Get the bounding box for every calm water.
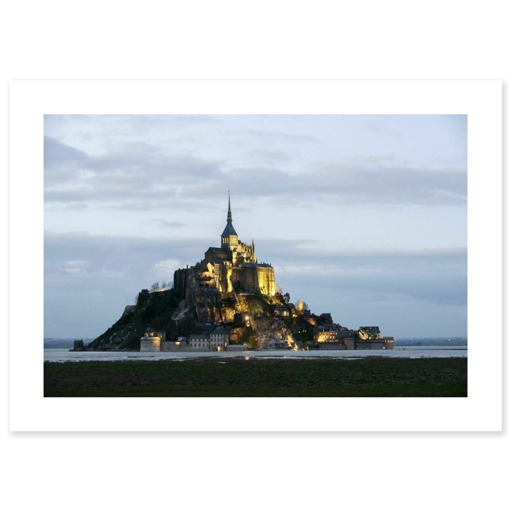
[44,346,467,362]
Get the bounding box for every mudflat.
[44,356,467,397]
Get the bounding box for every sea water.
[44,346,467,363]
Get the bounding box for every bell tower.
[221,192,238,251]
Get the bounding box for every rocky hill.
[88,196,345,351]
[87,285,332,351]
[88,288,182,350]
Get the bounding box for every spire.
[227,190,232,223]
[221,191,238,242]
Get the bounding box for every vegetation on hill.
[88,288,182,350]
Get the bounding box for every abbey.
[173,194,276,322]
[89,194,394,351]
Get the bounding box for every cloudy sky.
[44,115,467,339]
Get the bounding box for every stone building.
[209,326,230,350]
[182,327,231,351]
[140,329,165,351]
[316,325,340,343]
[355,327,394,349]
[188,333,210,350]
[174,194,277,315]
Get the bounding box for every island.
[86,194,394,352]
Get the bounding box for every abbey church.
[173,195,276,322]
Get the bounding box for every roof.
[206,246,229,255]
[221,221,238,236]
[211,326,230,335]
[189,333,209,340]
[317,325,339,332]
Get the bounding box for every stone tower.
[221,192,239,251]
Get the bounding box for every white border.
[9,80,502,431]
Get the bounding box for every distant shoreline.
[44,337,468,349]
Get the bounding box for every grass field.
[44,356,467,397]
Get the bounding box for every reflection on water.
[44,346,467,363]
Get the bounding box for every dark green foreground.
[44,357,467,397]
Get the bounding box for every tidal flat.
[44,357,467,397]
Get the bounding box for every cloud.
[318,163,466,204]
[226,163,466,205]
[153,258,182,278]
[241,149,291,165]
[44,136,91,185]
[153,219,187,229]
[44,136,228,208]
[44,231,211,337]
[45,121,466,211]
[256,240,467,307]
[226,128,317,145]
[271,245,467,307]
[44,136,90,169]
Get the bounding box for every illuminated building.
[140,329,164,351]
[315,325,340,343]
[174,193,276,304]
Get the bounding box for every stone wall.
[232,264,276,296]
[161,341,187,351]
[140,336,161,351]
[173,267,191,299]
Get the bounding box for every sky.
[44,114,467,339]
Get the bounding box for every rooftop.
[221,222,238,236]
